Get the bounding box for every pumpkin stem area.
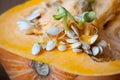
[31,61,50,77]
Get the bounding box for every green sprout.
[53,5,96,30]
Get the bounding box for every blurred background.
[0,0,26,14]
[0,0,26,80]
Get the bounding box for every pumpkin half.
[0,0,120,80]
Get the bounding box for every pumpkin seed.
[46,39,56,51]
[47,27,63,36]
[71,25,80,36]
[97,40,107,48]
[81,41,90,50]
[27,8,42,20]
[32,43,41,55]
[98,45,103,55]
[84,49,92,55]
[73,48,82,53]
[58,44,67,51]
[71,42,82,49]
[90,34,98,44]
[66,39,78,43]
[17,20,34,31]
[66,30,78,39]
[59,41,66,45]
[32,61,50,77]
[92,46,99,56]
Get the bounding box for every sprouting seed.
[71,42,82,49]
[46,39,56,51]
[32,43,41,55]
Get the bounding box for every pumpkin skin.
[0,0,120,80]
[1,48,120,80]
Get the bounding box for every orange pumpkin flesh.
[0,0,120,80]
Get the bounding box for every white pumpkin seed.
[47,27,63,36]
[92,46,99,56]
[73,48,82,53]
[71,25,80,36]
[98,45,103,55]
[84,49,92,55]
[71,42,82,49]
[90,34,98,44]
[17,20,34,31]
[46,39,56,51]
[97,40,107,48]
[66,39,78,43]
[65,30,78,39]
[27,8,42,20]
[50,0,58,4]
[32,43,40,55]
[81,41,90,50]
[58,45,67,51]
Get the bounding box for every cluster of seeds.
[17,0,108,57]
[31,25,107,57]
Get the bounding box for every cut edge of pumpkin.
[0,0,120,76]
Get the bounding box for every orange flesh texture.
[0,0,120,76]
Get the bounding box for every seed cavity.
[32,43,41,55]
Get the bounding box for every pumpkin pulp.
[0,0,120,76]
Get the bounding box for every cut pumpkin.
[0,0,120,80]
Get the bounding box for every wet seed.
[66,39,78,43]
[71,42,82,49]
[32,43,41,55]
[47,27,63,36]
[92,46,99,56]
[73,48,82,53]
[46,39,56,51]
[58,45,67,51]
